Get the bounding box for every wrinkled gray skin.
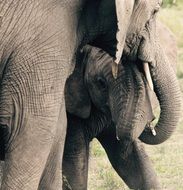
[0,0,181,190]
[63,23,179,190]
[63,45,159,190]
[63,115,159,190]
[65,0,182,147]
[0,1,127,189]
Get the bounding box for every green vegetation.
[162,0,177,7]
[88,2,183,189]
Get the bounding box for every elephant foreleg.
[0,54,68,190]
[38,101,67,190]
[97,126,160,190]
[63,114,89,190]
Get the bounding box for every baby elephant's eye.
[96,77,107,89]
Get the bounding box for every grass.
[88,141,127,190]
[88,2,183,189]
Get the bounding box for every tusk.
[150,124,157,136]
[151,128,157,136]
[148,122,157,136]
[116,135,120,141]
[143,62,154,91]
[112,61,118,79]
[115,0,134,64]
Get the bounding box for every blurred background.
[88,1,183,189]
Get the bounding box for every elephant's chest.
[79,1,117,56]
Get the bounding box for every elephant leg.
[63,114,89,190]
[0,54,68,190]
[97,126,160,190]
[38,101,67,190]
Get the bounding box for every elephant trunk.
[139,44,182,145]
[110,63,154,154]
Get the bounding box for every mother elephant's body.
[0,1,84,189]
[0,0,119,189]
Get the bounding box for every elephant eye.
[96,77,107,89]
[152,4,161,15]
[149,6,160,21]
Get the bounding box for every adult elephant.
[0,1,181,190]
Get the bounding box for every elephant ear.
[65,48,91,119]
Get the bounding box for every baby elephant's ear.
[65,68,91,119]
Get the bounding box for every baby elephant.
[63,45,160,190]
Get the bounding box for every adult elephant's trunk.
[113,0,181,146]
[139,44,182,145]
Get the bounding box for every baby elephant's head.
[65,45,154,146]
